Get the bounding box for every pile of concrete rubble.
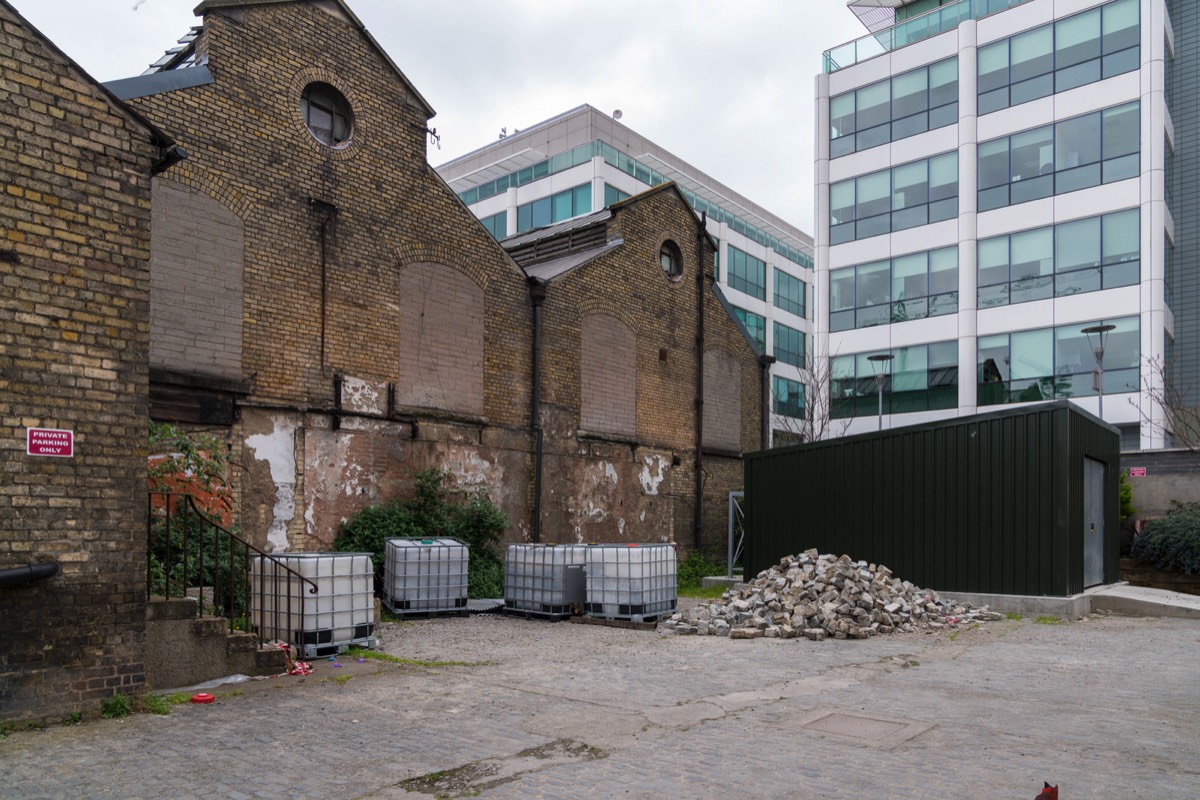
[663,549,1005,640]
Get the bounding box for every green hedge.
[334,469,507,597]
[1131,503,1200,575]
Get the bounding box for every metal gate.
[727,491,744,579]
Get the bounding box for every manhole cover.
[803,713,908,741]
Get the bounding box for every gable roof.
[0,0,175,149]
[193,0,435,118]
[608,181,720,252]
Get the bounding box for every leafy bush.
[334,469,508,598]
[677,549,725,591]
[1131,502,1200,574]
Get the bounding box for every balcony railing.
[823,0,1033,73]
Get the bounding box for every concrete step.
[1088,583,1200,620]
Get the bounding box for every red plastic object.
[190,693,215,704]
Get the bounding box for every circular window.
[301,83,353,148]
[660,240,682,279]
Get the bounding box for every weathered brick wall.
[0,4,158,720]
[395,262,485,416]
[149,178,243,378]
[536,186,762,550]
[1121,449,1200,519]
[703,347,743,453]
[580,313,637,436]
[128,2,534,549]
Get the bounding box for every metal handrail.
[823,0,1033,73]
[146,491,318,648]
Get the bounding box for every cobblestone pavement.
[2,611,1198,799]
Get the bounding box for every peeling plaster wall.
[541,445,676,545]
[302,414,409,548]
[243,411,300,552]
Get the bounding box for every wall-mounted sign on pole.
[26,428,74,458]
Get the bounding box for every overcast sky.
[16,0,866,232]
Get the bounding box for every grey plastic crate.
[504,544,587,619]
[584,543,677,622]
[251,552,378,658]
[383,537,469,616]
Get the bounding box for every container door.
[1083,457,1106,588]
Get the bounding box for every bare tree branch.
[1133,355,1200,451]
[770,350,850,445]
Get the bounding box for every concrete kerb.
[702,576,1200,620]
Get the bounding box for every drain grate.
[803,713,908,741]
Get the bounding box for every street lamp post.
[1081,323,1116,420]
[867,353,894,431]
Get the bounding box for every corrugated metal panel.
[744,401,1118,597]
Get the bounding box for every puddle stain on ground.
[397,739,606,798]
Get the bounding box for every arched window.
[301,83,353,147]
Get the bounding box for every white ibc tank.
[504,544,587,616]
[383,537,469,614]
[584,543,677,621]
[251,552,375,656]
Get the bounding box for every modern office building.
[815,0,1184,449]
[437,105,815,445]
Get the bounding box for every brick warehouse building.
[504,184,769,545]
[0,2,180,719]
[107,1,763,553]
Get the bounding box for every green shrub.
[1131,503,1200,574]
[334,469,507,598]
[677,550,725,591]
[141,695,172,716]
[1119,471,1135,523]
[100,694,132,719]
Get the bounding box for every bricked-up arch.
[704,347,742,452]
[580,314,636,436]
[396,262,484,415]
[150,178,244,379]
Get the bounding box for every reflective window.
[830,341,958,418]
[734,308,766,352]
[604,184,629,207]
[829,152,958,244]
[977,102,1138,212]
[977,0,1139,115]
[660,240,682,279]
[727,246,767,300]
[773,322,805,368]
[978,316,1139,405]
[772,376,804,419]
[301,83,353,147]
[829,246,958,331]
[830,58,958,158]
[774,268,806,318]
[978,209,1138,308]
[480,211,506,240]
[458,139,813,269]
[516,183,591,232]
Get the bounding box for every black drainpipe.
[309,198,338,378]
[528,277,548,543]
[0,561,58,588]
[694,212,707,552]
[759,354,776,450]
